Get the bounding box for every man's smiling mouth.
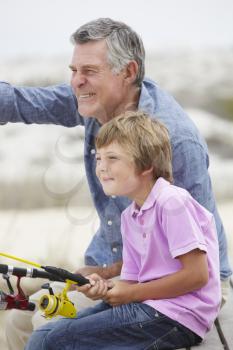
[79,93,96,99]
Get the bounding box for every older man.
[0,18,231,350]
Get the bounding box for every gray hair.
[71,18,145,86]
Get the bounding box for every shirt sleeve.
[0,82,83,127]
[120,213,139,281]
[160,191,207,258]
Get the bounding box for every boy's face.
[95,142,143,199]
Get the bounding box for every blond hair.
[95,111,173,182]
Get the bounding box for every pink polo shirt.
[120,177,221,338]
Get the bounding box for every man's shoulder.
[141,78,192,126]
[142,77,178,104]
[142,78,206,149]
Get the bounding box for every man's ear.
[123,60,138,84]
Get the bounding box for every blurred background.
[0,0,233,347]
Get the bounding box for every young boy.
[26,111,221,350]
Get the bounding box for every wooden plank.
[180,324,223,350]
[192,325,223,349]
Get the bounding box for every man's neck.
[117,85,141,114]
[99,85,141,125]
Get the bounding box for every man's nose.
[71,71,86,88]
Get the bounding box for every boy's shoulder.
[155,182,213,223]
[122,178,212,221]
[153,183,190,213]
[157,182,189,203]
[122,180,191,219]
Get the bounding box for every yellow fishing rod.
[0,251,89,285]
[0,252,41,268]
[0,252,90,318]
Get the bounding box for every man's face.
[69,40,128,124]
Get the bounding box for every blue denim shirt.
[0,79,231,278]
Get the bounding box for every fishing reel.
[39,281,76,318]
[0,273,35,312]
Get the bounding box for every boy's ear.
[123,60,138,84]
[141,167,153,177]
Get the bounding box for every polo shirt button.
[107,220,113,226]
[103,263,107,268]
[90,149,95,155]
[111,195,116,199]
[143,232,146,238]
[112,247,118,253]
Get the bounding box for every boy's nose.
[99,164,107,172]
[98,160,108,172]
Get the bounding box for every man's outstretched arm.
[0,82,81,127]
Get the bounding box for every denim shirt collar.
[138,79,157,115]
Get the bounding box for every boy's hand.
[69,262,122,291]
[76,273,110,300]
[103,280,135,306]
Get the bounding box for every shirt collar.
[130,177,170,217]
[138,79,157,116]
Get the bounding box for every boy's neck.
[133,179,156,208]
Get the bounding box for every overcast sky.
[1,0,233,59]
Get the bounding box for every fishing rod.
[0,252,90,318]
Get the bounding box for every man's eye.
[86,68,98,75]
